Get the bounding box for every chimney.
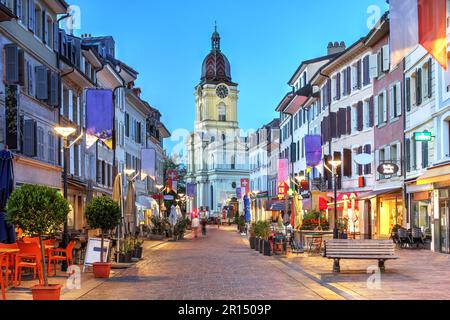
[327,41,346,55]
[133,88,141,98]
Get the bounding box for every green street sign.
[414,131,433,142]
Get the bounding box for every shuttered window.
[343,149,352,177]
[364,145,372,174]
[5,44,19,84]
[48,132,55,164]
[37,126,44,159]
[357,147,363,176]
[427,58,433,98]
[48,72,59,106]
[125,113,130,137]
[416,68,423,106]
[35,65,48,100]
[23,119,37,157]
[28,0,35,32]
[406,78,411,111]
[422,141,429,169]
[346,106,352,135]
[405,138,411,172]
[357,101,364,131]
[330,112,337,139]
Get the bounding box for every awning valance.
[417,164,450,186]
[357,188,402,200]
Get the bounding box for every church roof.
[200,26,235,85]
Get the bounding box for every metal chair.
[397,228,410,248]
[411,228,425,249]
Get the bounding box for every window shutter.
[23,119,37,157]
[327,79,332,106]
[53,21,59,53]
[68,90,73,122]
[346,106,352,135]
[357,101,363,131]
[422,141,429,168]
[28,0,35,32]
[375,149,380,181]
[346,66,351,94]
[42,10,47,43]
[330,112,337,138]
[406,138,411,172]
[382,45,390,72]
[363,56,370,85]
[343,69,347,96]
[406,78,411,111]
[412,139,417,170]
[374,95,379,126]
[427,58,433,98]
[389,85,395,120]
[416,68,422,105]
[357,146,363,176]
[364,145,372,174]
[369,54,378,79]
[357,59,362,89]
[343,149,352,177]
[35,66,48,100]
[27,61,33,96]
[397,142,402,176]
[18,50,26,86]
[396,82,402,117]
[369,96,374,127]
[5,44,19,84]
[48,72,59,106]
[336,73,341,100]
[383,92,387,123]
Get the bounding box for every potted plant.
[149,216,166,240]
[132,238,144,259]
[238,215,246,234]
[260,222,272,257]
[254,222,261,252]
[85,196,121,278]
[249,223,256,249]
[6,185,70,300]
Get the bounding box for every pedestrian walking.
[191,211,200,239]
[201,211,208,237]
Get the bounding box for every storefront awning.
[417,164,450,185]
[357,188,402,200]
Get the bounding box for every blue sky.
[72,0,388,154]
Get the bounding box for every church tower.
[186,25,249,215]
[195,25,239,131]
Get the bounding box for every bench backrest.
[324,240,396,257]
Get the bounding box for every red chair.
[48,240,76,276]
[15,242,44,287]
[1,253,8,300]
[0,243,19,286]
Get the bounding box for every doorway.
[440,200,450,254]
[365,200,372,239]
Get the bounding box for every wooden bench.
[323,240,398,273]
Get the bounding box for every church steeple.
[211,22,220,52]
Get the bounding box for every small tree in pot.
[249,223,256,249]
[85,197,121,278]
[6,185,70,300]
[260,221,272,256]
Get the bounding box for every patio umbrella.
[243,195,251,223]
[0,148,16,244]
[124,180,136,236]
[112,174,123,262]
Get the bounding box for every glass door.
[440,200,450,254]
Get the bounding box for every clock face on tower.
[216,85,229,99]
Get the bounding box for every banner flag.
[418,0,447,70]
[142,149,156,180]
[390,0,447,70]
[305,135,322,167]
[187,183,196,198]
[240,178,250,195]
[278,159,289,183]
[236,187,242,199]
[86,89,114,149]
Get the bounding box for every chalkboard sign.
[83,237,111,272]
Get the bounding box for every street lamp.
[54,126,80,272]
[328,155,342,240]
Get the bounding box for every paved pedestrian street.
[54,226,450,301]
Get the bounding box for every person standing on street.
[201,210,208,237]
[191,211,200,239]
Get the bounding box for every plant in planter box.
[85,197,121,278]
[131,237,144,259]
[149,215,167,240]
[260,221,272,256]
[6,185,70,300]
[253,222,261,251]
[238,215,246,233]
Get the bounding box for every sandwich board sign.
[83,237,111,272]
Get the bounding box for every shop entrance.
[439,200,450,254]
[378,196,403,240]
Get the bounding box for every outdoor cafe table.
[0,248,19,254]
[299,231,334,250]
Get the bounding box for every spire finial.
[214,20,217,33]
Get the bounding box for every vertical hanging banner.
[142,148,156,180]
[390,0,447,70]
[167,169,178,192]
[240,178,250,196]
[187,183,196,198]
[418,0,447,70]
[278,159,289,183]
[236,187,243,199]
[86,89,114,149]
[305,135,322,167]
